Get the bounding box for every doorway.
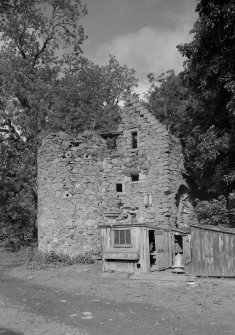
[149,230,157,270]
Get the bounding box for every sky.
[81,0,198,95]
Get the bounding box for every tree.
[0,0,87,135]
[176,0,235,200]
[147,1,235,225]
[49,54,138,132]
[0,0,87,240]
[0,0,138,240]
[0,135,37,239]
[177,0,235,128]
[0,1,15,12]
[146,70,192,135]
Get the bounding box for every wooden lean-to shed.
[100,223,173,273]
[190,225,235,277]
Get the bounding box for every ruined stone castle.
[38,96,194,258]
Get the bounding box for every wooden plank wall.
[191,227,235,277]
[138,227,150,272]
[101,226,149,273]
[154,230,172,270]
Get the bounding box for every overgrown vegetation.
[27,248,98,270]
[195,196,231,226]
[146,0,235,226]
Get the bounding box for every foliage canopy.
[147,0,235,226]
[0,0,137,240]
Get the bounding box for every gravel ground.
[1,248,235,335]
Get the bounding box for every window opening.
[131,131,137,149]
[116,183,123,192]
[131,174,139,182]
[100,132,120,150]
[144,194,152,207]
[113,229,131,247]
[105,137,117,150]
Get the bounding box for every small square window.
[113,229,131,247]
[131,131,137,149]
[105,137,117,150]
[116,183,123,192]
[131,174,139,182]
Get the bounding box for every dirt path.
[1,248,235,335]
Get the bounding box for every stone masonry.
[38,95,191,257]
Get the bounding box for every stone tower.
[38,96,191,257]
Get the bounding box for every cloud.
[134,81,150,99]
[91,26,190,76]
[87,25,193,95]
[102,0,194,20]
[83,0,197,97]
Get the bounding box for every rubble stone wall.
[38,95,191,257]
[38,132,108,257]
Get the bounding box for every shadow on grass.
[0,328,25,335]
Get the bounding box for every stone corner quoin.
[37,95,193,257]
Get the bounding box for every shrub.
[195,196,230,226]
[27,248,96,270]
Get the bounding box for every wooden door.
[154,230,172,270]
[183,234,192,265]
